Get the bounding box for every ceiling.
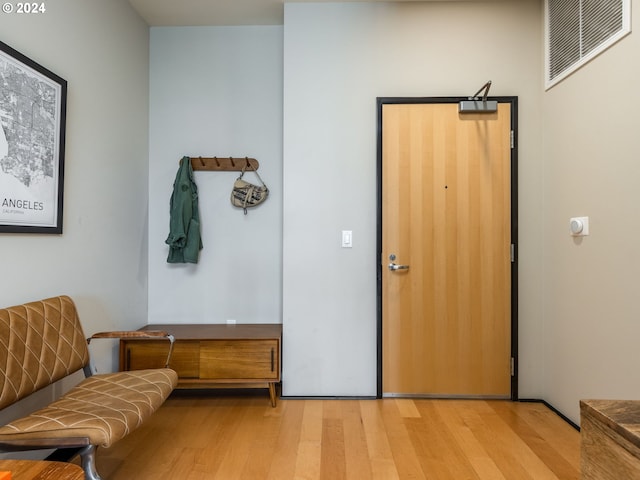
[127,0,490,27]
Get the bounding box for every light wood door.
[381,101,513,397]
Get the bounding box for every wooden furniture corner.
[0,459,84,479]
[120,323,282,407]
[580,399,640,479]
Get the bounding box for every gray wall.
[145,1,544,400]
[281,1,544,397]
[0,0,150,446]
[0,0,150,366]
[541,8,640,422]
[147,26,283,325]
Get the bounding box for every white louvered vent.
[546,0,631,89]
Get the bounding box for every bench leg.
[79,445,103,480]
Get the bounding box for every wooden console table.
[119,324,282,406]
[580,399,640,479]
[0,459,84,479]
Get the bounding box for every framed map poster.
[0,40,67,233]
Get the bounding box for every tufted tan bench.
[0,295,178,480]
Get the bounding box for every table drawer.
[122,340,200,378]
[199,340,279,380]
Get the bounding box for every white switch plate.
[226,319,236,325]
[569,216,589,236]
[342,230,353,248]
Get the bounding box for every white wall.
[541,10,640,423]
[147,27,283,325]
[282,1,543,397]
[0,0,149,365]
[0,0,149,444]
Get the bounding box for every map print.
[0,51,61,227]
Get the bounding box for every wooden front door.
[379,99,516,398]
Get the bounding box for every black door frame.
[375,96,519,400]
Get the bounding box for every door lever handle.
[388,263,410,271]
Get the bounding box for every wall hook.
[186,156,259,171]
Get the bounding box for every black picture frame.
[0,40,67,234]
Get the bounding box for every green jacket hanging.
[165,156,203,263]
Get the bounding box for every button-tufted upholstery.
[0,296,178,479]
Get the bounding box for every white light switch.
[342,230,353,248]
[569,216,589,236]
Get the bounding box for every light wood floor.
[91,392,581,480]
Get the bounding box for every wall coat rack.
[187,156,260,172]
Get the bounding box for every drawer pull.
[271,348,274,372]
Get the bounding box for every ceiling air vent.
[545,0,631,89]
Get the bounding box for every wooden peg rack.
[188,156,259,172]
